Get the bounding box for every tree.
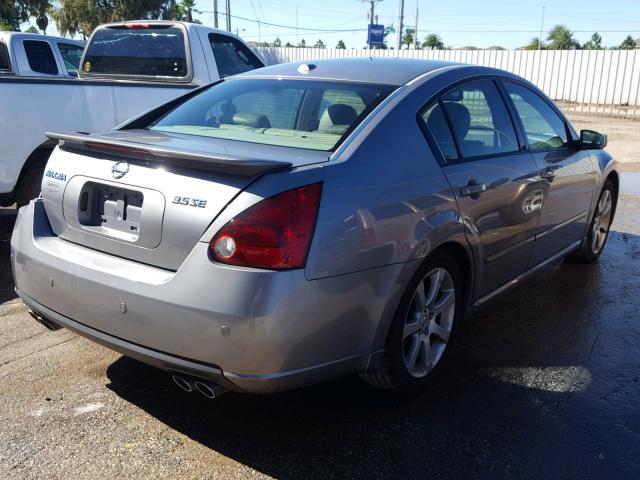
[53,0,167,38]
[1,0,51,32]
[298,38,306,48]
[546,24,580,49]
[422,33,444,50]
[583,32,602,50]
[619,35,636,50]
[524,37,545,50]
[285,41,293,47]
[336,39,346,49]
[24,25,39,33]
[313,39,325,48]
[0,17,14,31]
[402,32,413,49]
[273,37,281,47]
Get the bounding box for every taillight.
[210,183,323,269]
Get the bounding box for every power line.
[202,10,368,32]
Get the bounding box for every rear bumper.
[11,200,407,393]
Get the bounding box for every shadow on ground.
[105,229,640,479]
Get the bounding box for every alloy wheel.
[402,268,456,378]
[591,189,613,255]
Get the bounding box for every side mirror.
[579,129,608,150]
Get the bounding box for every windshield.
[148,79,395,151]
[82,26,187,78]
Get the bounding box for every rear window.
[82,26,188,78]
[148,79,394,151]
[0,42,10,71]
[24,40,58,75]
[209,33,264,78]
[58,42,84,76]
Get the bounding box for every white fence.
[255,47,640,115]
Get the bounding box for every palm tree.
[619,35,636,50]
[583,32,602,50]
[402,32,414,49]
[422,33,444,50]
[524,37,545,50]
[546,25,580,50]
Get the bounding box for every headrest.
[232,113,271,128]
[327,104,358,126]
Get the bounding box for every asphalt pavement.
[1,190,639,479]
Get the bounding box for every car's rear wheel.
[361,251,462,393]
[567,179,616,263]
[16,161,46,208]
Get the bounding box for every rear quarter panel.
[305,75,470,281]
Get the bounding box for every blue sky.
[26,0,640,48]
[191,0,640,48]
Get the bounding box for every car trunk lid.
[42,130,329,271]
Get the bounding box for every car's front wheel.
[361,251,463,393]
[567,179,616,263]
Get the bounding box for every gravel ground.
[565,111,640,172]
[1,117,639,479]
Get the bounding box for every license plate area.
[63,176,165,249]
[78,182,144,242]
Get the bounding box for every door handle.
[460,183,487,197]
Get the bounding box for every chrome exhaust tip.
[28,310,61,331]
[172,374,194,393]
[194,380,226,399]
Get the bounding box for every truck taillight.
[210,183,323,269]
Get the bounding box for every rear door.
[16,38,61,76]
[421,78,542,299]
[501,80,596,266]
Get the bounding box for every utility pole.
[413,0,419,49]
[213,0,218,28]
[397,0,405,50]
[539,6,545,50]
[226,0,231,32]
[369,1,376,25]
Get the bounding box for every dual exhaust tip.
[172,374,226,399]
[28,310,62,331]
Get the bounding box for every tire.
[566,179,616,264]
[15,161,46,208]
[361,251,463,393]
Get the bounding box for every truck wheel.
[566,179,616,264]
[15,162,46,208]
[360,251,463,393]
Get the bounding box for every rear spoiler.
[45,132,293,177]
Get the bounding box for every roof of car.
[237,57,462,86]
[0,32,84,45]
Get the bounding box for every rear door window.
[441,80,519,158]
[24,40,58,75]
[0,42,10,71]
[422,80,519,161]
[503,81,569,150]
[57,42,84,76]
[209,33,264,78]
[82,26,188,78]
[421,102,459,161]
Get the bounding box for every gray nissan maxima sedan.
[11,58,618,396]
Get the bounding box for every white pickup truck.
[0,21,264,206]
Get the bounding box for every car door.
[501,80,596,267]
[421,78,542,299]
